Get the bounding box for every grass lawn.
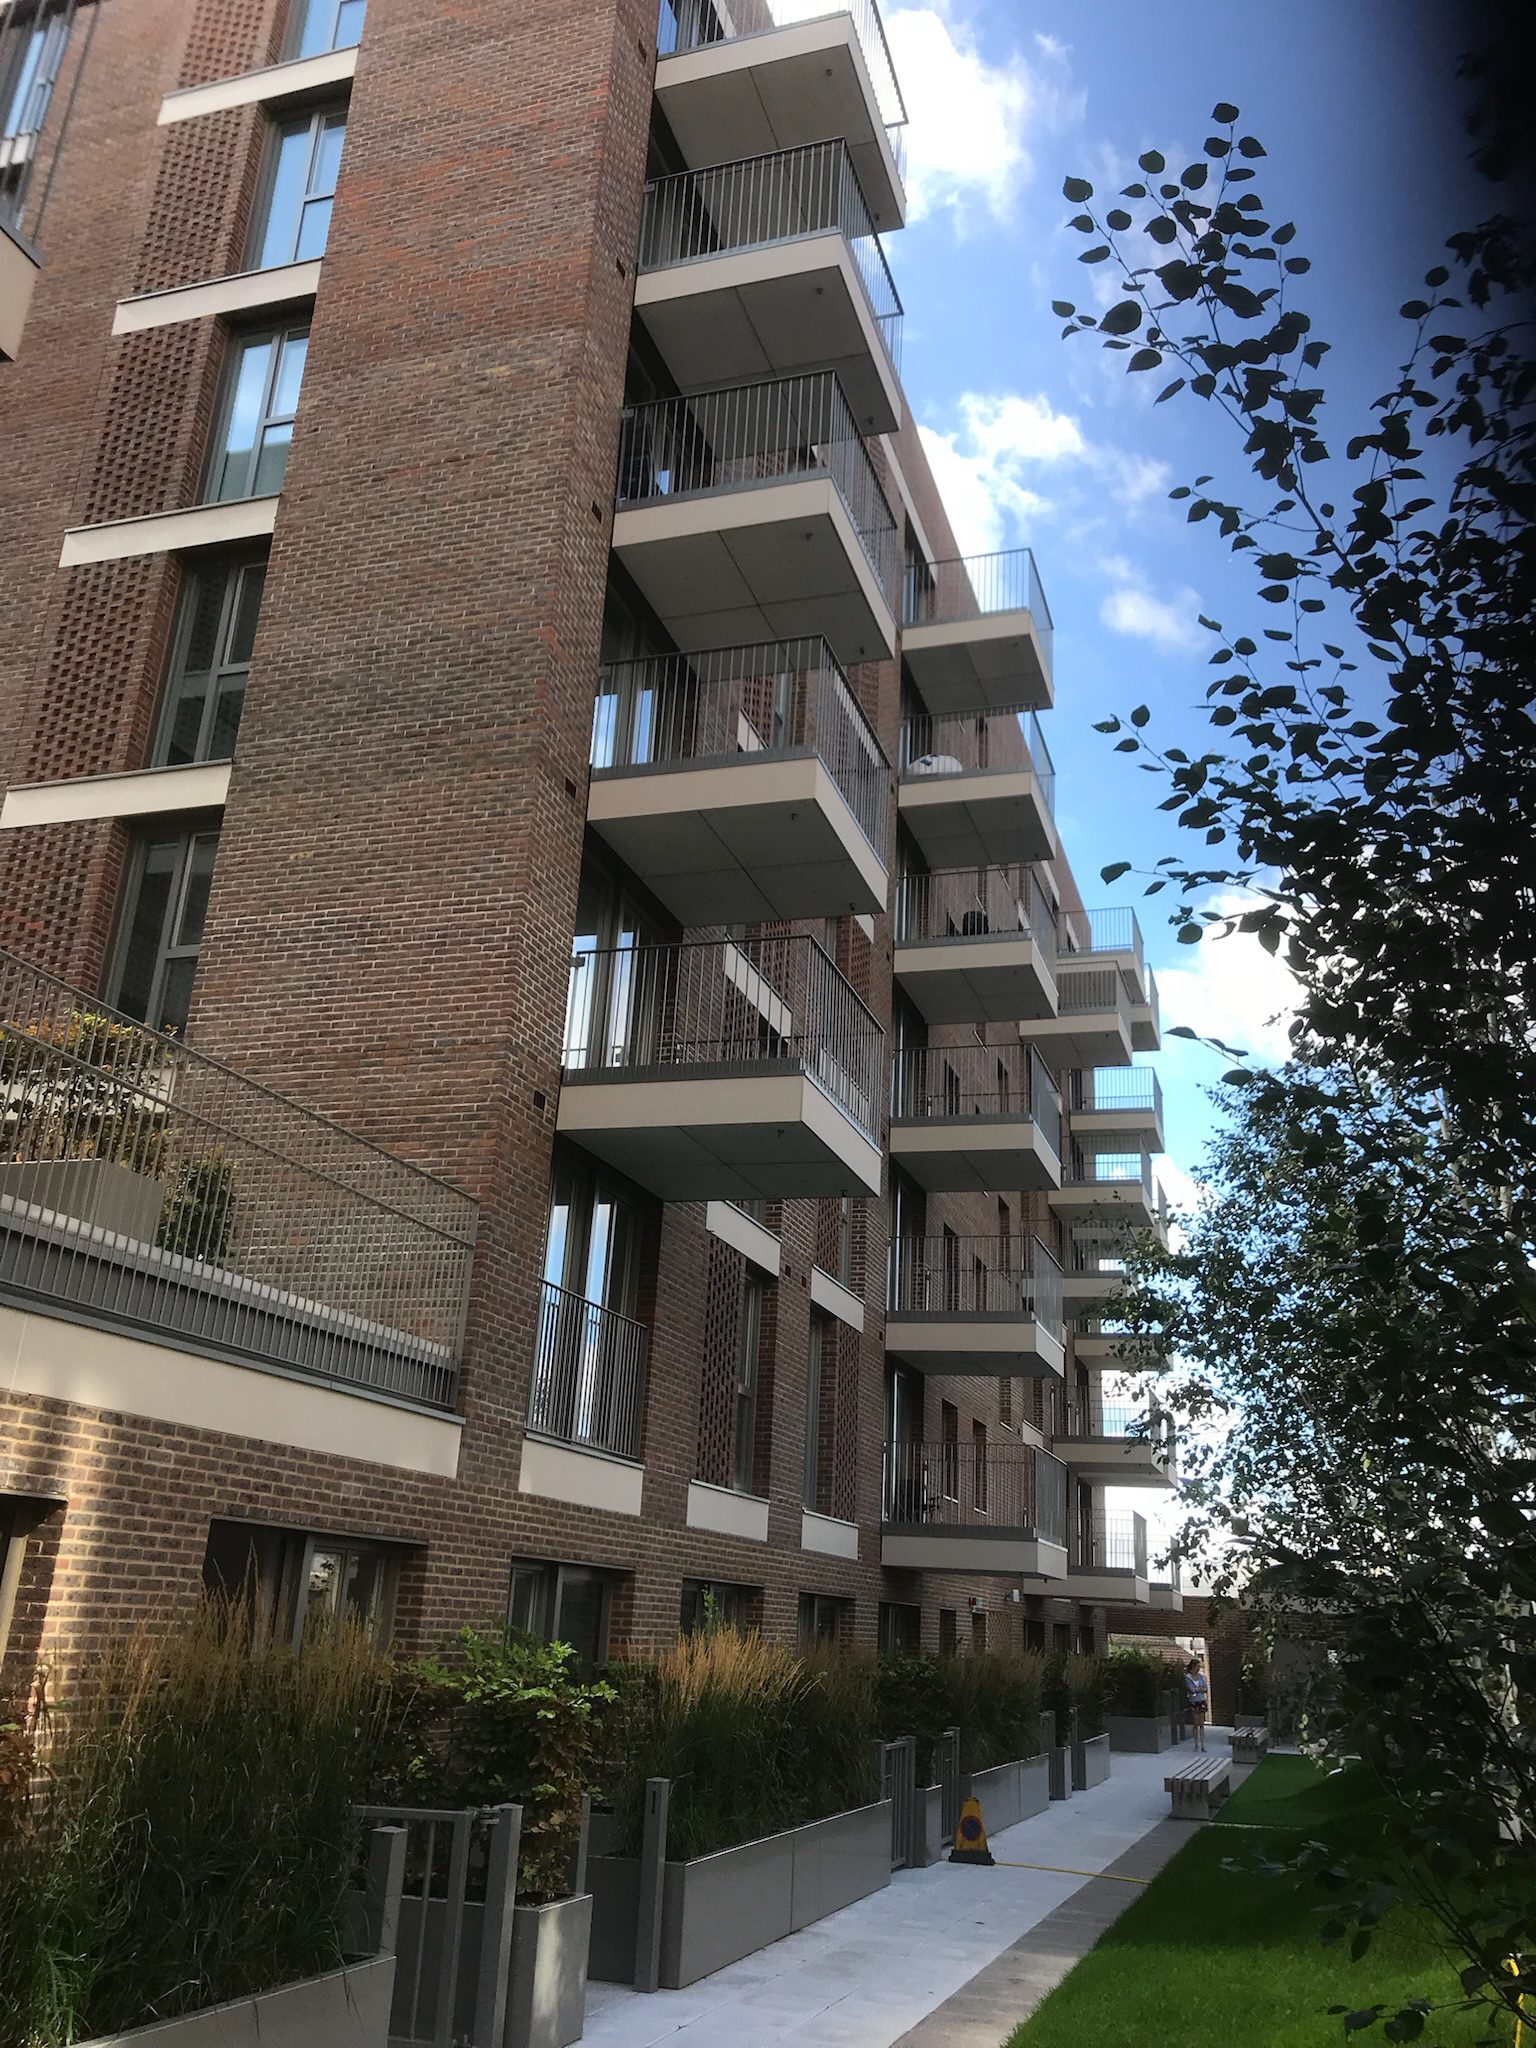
[1003,1756,1503,2047]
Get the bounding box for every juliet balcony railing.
[616,371,901,610]
[563,932,881,1144]
[590,636,889,863]
[887,1233,1064,1338]
[894,865,1057,952]
[1070,1068,1163,1117]
[0,948,476,1408]
[890,1042,1062,1161]
[883,1438,1067,1541]
[656,0,908,136]
[528,1278,648,1462]
[903,546,1054,661]
[899,705,1054,817]
[638,140,903,374]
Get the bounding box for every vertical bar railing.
[1062,1149,1154,1197]
[881,1439,1068,1543]
[1070,1067,1162,1117]
[655,0,908,135]
[528,1278,648,1461]
[887,1041,1061,1161]
[886,1233,1063,1337]
[1053,966,1131,1021]
[1095,1508,1149,1578]
[893,866,1056,956]
[898,703,1054,820]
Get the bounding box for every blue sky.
[880,0,1487,1192]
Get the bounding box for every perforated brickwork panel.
[695,1234,743,1488]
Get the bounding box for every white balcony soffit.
[897,765,1057,872]
[518,1435,644,1517]
[158,44,357,124]
[0,225,39,363]
[1020,1009,1133,1071]
[113,259,321,336]
[880,1530,1069,1578]
[884,1317,1066,1380]
[901,614,1053,716]
[59,496,279,569]
[888,1117,1060,1196]
[1,760,232,832]
[895,934,1057,1027]
[686,1479,770,1544]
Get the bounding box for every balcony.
[1043,1509,1150,1605]
[885,1234,1064,1378]
[897,705,1056,870]
[1062,1248,1129,1314]
[893,867,1057,1025]
[1061,906,1159,1050]
[1021,966,1132,1070]
[612,373,899,665]
[655,0,907,229]
[557,934,882,1200]
[1048,1150,1157,1231]
[889,1042,1061,1194]
[635,142,902,434]
[586,637,889,923]
[0,0,100,359]
[881,1439,1068,1577]
[1148,1559,1184,1611]
[1054,1399,1177,1490]
[0,948,475,1411]
[901,548,1053,713]
[1068,1067,1164,1153]
[527,1279,647,1464]
[1070,1317,1164,1367]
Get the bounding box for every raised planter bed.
[510,1893,592,2048]
[1107,1713,1175,1754]
[79,1957,395,2048]
[1048,1744,1071,1800]
[914,1783,945,1867]
[964,1754,1050,1834]
[589,1799,891,1989]
[1071,1732,1112,1791]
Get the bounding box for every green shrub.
[378,1627,612,1903]
[1101,1648,1171,1717]
[873,1652,953,1785]
[156,1153,237,1260]
[1043,1651,1109,1741]
[0,1610,391,2048]
[945,1651,1044,1772]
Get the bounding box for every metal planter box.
[78,1958,395,2048]
[509,1894,592,2048]
[1107,1714,1175,1754]
[589,1799,891,1990]
[1048,1744,1071,1800]
[1071,1733,1112,1791]
[964,1754,1050,1835]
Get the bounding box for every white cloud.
[917,390,1080,555]
[884,5,1083,228]
[1157,890,1302,1067]
[1100,581,1201,653]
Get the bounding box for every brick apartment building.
[0,0,1180,1678]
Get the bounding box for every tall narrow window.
[252,107,346,268]
[154,558,265,765]
[287,0,365,59]
[734,1275,764,1492]
[110,830,219,1035]
[972,1420,988,1513]
[1,3,68,142]
[940,1398,958,1501]
[208,325,309,502]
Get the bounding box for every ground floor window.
[938,1607,958,1657]
[202,1519,399,1648]
[109,827,219,1035]
[878,1600,920,1656]
[679,1578,755,1636]
[798,1591,849,1646]
[508,1557,612,1673]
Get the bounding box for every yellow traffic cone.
[950,1795,994,1866]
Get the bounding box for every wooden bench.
[1165,1754,1232,1819]
[1230,1726,1271,1764]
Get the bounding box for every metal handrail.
[638,140,902,374]
[616,372,900,609]
[890,1043,1061,1161]
[562,933,882,1143]
[590,637,890,861]
[1091,1508,1150,1577]
[1063,905,1144,966]
[1061,1150,1154,1196]
[902,547,1053,673]
[656,0,909,131]
[0,948,476,1408]
[1054,966,1131,1019]
[898,705,1054,818]
[529,1278,647,1461]
[882,1438,1067,1542]
[894,865,1057,953]
[887,1232,1063,1337]
[1071,1068,1162,1116]
[1064,1397,1172,1449]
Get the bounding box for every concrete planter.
[1107,1713,1175,1754]
[964,1754,1050,1834]
[509,1893,592,2048]
[1047,1745,1071,1800]
[914,1782,945,1866]
[1071,1733,1112,1791]
[0,1157,164,1242]
[79,1957,394,2048]
[590,1799,891,1990]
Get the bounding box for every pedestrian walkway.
[582,1735,1222,2048]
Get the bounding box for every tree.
[1051,91,1535,2038]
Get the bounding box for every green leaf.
[1063,175,1093,202]
[1106,208,1132,230]
[1130,705,1150,727]
[1138,150,1166,173]
[1157,378,1186,402]
[1080,246,1112,264]
[1129,349,1164,371]
[1100,299,1143,336]
[1237,135,1266,158]
[1176,925,1202,944]
[1101,861,1132,883]
[1211,101,1239,123]
[1051,299,1076,317]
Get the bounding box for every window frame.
[108,826,220,1036]
[206,322,310,505]
[285,0,366,61]
[733,1272,765,1493]
[201,1518,400,1650]
[152,555,266,767]
[250,103,346,271]
[1,2,69,145]
[507,1557,612,1673]
[797,1590,846,1647]
[803,1309,827,1511]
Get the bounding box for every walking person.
[1184,1656,1209,1750]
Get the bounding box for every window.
[154,558,265,766]
[507,1558,611,1673]
[1,3,68,142]
[803,1310,827,1510]
[110,829,219,1035]
[798,1592,847,1646]
[939,1399,958,1501]
[878,1600,920,1656]
[937,1607,957,1657]
[972,1420,988,1513]
[679,1578,753,1635]
[971,1607,987,1653]
[564,863,662,1071]
[202,1519,398,1648]
[208,325,309,502]
[837,1195,854,1286]
[734,1274,764,1492]
[252,107,346,268]
[534,1154,645,1452]
[287,0,365,59]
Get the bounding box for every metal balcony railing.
[1054,966,1132,1019]
[894,865,1057,953]
[0,0,96,247]
[656,0,909,134]
[898,705,1054,817]
[528,1278,647,1461]
[1065,1398,1173,1451]
[563,933,881,1143]
[1087,1508,1149,1578]
[902,547,1054,672]
[887,1233,1063,1337]
[1064,905,1145,964]
[0,949,476,1408]
[1069,1242,1129,1277]
[590,637,890,862]
[638,140,902,373]
[1061,1150,1154,1197]
[616,372,900,610]
[883,1438,1067,1541]
[890,1043,1061,1161]
[1070,1068,1162,1117]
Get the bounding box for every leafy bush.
[1102,1648,1172,1717]
[378,1627,613,1903]
[945,1651,1044,1772]
[605,1630,876,1861]
[0,1610,391,2047]
[873,1652,953,1785]
[156,1152,237,1260]
[1044,1652,1109,1741]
